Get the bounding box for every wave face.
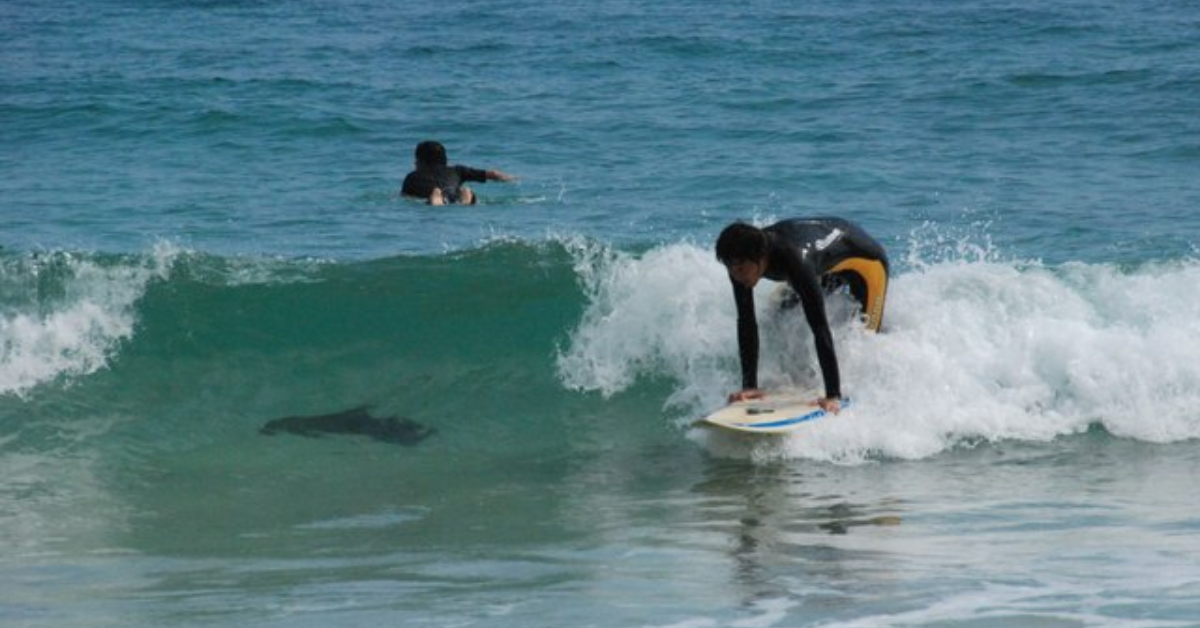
[3,239,1200,466]
[2,242,600,450]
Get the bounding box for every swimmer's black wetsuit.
[732,217,889,399]
[401,165,489,204]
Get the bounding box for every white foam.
[0,246,175,397]
[557,240,735,406]
[558,240,1200,460]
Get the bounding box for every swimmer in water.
[401,140,516,205]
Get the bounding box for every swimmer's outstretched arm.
[486,170,517,182]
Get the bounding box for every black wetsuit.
[732,217,889,399]
[402,165,489,204]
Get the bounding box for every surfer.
[715,218,889,414]
[401,140,516,205]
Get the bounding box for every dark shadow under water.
[259,406,436,446]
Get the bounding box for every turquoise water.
[3,1,1200,626]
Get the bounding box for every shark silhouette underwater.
[259,406,436,446]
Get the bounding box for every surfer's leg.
[827,258,888,331]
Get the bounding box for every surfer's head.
[716,222,769,288]
[414,140,448,170]
[716,222,768,265]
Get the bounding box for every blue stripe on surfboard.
[732,409,824,429]
[728,398,852,430]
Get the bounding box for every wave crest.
[0,247,175,396]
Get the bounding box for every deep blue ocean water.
[3,1,1200,626]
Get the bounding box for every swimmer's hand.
[815,396,842,414]
[727,389,765,404]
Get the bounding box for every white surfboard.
[695,389,850,434]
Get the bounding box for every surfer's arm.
[790,263,842,401]
[732,278,760,395]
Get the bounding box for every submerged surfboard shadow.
[259,406,436,446]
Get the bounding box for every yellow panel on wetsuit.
[828,257,888,331]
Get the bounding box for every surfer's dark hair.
[414,140,448,168]
[716,222,768,265]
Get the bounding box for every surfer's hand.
[728,389,765,403]
[816,397,841,414]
